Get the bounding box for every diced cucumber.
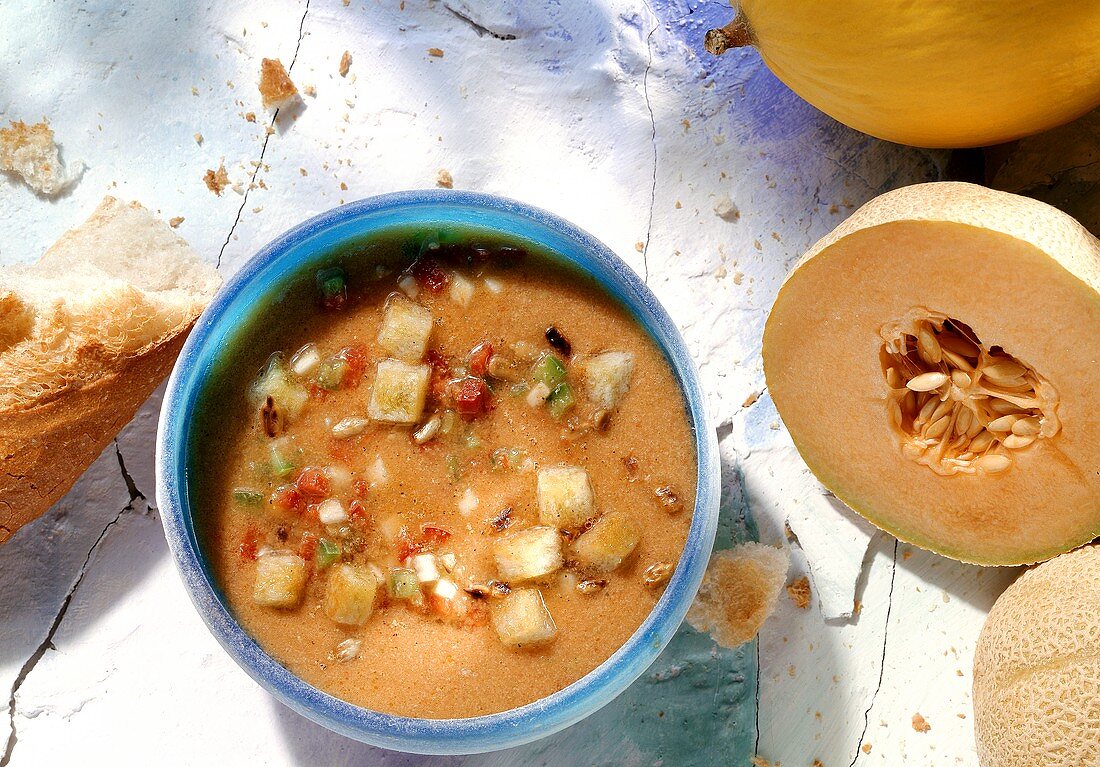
[463,431,482,450]
[547,382,575,419]
[316,266,347,299]
[269,439,300,478]
[316,538,341,569]
[388,567,420,599]
[233,488,264,506]
[316,357,348,390]
[531,354,567,388]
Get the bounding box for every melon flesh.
[762,182,1100,565]
[974,545,1100,767]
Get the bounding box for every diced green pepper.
[232,488,264,506]
[491,447,527,471]
[547,381,576,419]
[388,568,420,599]
[446,454,461,483]
[532,354,567,388]
[269,439,299,478]
[316,538,341,569]
[316,357,348,390]
[316,266,347,299]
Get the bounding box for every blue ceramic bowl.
[156,190,720,755]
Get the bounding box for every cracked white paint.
[1,0,1003,764]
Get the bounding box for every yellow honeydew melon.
[762,182,1100,565]
[974,545,1100,766]
[705,0,1100,148]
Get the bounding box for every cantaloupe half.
[974,545,1100,766]
[762,182,1100,565]
[704,0,1100,148]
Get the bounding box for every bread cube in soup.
[492,588,557,648]
[323,564,379,626]
[572,510,641,571]
[493,526,563,582]
[581,351,634,409]
[368,359,430,423]
[537,465,594,528]
[253,553,308,608]
[377,295,433,361]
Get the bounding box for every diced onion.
[482,277,503,294]
[323,465,354,495]
[526,382,552,407]
[398,275,419,299]
[317,498,348,525]
[291,343,321,376]
[433,578,459,600]
[368,456,389,486]
[457,487,479,516]
[439,552,457,572]
[411,553,440,583]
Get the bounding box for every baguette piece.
[0,196,220,543]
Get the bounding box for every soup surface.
[194,225,696,718]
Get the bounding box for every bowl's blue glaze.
[155,190,720,755]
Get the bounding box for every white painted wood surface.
[0,1,1012,764]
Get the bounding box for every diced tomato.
[298,532,318,562]
[468,342,493,378]
[308,383,328,402]
[271,486,302,511]
[420,524,452,549]
[302,503,320,523]
[353,479,370,498]
[395,526,422,561]
[451,376,489,417]
[427,349,452,402]
[238,526,260,561]
[339,345,368,388]
[295,467,331,498]
[411,258,450,293]
[348,499,369,525]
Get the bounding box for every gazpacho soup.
[193,225,697,718]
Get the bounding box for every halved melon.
[762,182,1100,565]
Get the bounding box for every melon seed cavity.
[879,311,1060,476]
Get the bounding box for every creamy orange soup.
[193,226,696,718]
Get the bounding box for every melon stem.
[704,13,756,55]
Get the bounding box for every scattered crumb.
[0,120,83,195]
[168,216,184,228]
[252,206,262,213]
[634,241,644,253]
[340,182,348,190]
[814,711,822,720]
[436,168,453,188]
[750,758,774,767]
[958,713,967,719]
[787,665,796,678]
[912,713,931,733]
[427,47,445,58]
[786,576,812,609]
[194,132,204,144]
[853,599,863,615]
[343,0,349,5]
[956,669,964,677]
[303,84,317,97]
[713,194,740,221]
[203,162,230,196]
[686,543,789,649]
[191,86,199,96]
[714,264,727,279]
[902,548,912,560]
[339,50,352,77]
[862,744,872,754]
[733,270,744,285]
[244,111,256,122]
[811,761,823,767]
[259,57,299,110]
[681,118,691,131]
[674,200,681,209]
[299,167,308,176]
[769,421,780,430]
[742,391,761,408]
[265,125,276,135]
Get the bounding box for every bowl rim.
[155,189,720,755]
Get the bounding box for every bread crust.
[0,196,218,543]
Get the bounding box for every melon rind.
[973,545,1100,767]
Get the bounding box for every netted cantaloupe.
[704,1,1100,148]
[973,545,1100,766]
[762,182,1100,565]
